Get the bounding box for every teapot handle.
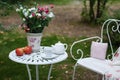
[64,43,68,50]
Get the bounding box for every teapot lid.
[55,41,63,45]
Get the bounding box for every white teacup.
[44,47,52,57]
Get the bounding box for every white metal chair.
[70,19,120,80]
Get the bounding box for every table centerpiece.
[16,3,55,52]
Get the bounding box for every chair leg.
[102,74,105,80]
[72,63,78,80]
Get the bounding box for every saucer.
[41,53,58,59]
[52,51,65,55]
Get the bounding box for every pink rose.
[44,6,49,14]
[32,13,36,17]
[45,9,49,14]
[50,4,54,8]
[38,7,44,12]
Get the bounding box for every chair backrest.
[100,19,120,60]
[70,19,120,60]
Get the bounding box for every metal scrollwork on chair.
[100,19,120,60]
[70,36,102,60]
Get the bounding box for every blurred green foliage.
[81,0,120,24]
[0,0,72,17]
[0,0,72,5]
[0,1,13,16]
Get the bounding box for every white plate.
[53,52,65,55]
[41,53,58,59]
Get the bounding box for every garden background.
[0,0,120,80]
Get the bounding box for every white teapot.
[52,41,68,54]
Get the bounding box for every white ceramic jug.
[52,41,68,54]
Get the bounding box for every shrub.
[112,9,120,20]
[0,0,26,4]
[0,1,13,16]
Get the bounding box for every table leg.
[36,65,39,80]
[26,64,32,80]
[48,64,53,80]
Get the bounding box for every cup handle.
[64,43,68,50]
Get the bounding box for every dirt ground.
[0,1,119,37]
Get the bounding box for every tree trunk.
[96,0,101,18]
[96,0,108,18]
[89,0,96,22]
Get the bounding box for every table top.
[9,46,68,65]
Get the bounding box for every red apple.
[15,48,24,56]
[24,46,32,54]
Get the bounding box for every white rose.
[36,13,41,17]
[29,7,36,11]
[20,6,23,10]
[23,18,26,21]
[48,12,55,18]
[24,11,29,17]
[23,9,27,13]
[16,8,20,12]
[42,12,47,16]
[29,14,33,18]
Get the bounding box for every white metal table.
[9,46,68,80]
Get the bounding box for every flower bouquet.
[16,3,55,33]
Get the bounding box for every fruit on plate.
[15,48,24,56]
[23,46,32,54]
